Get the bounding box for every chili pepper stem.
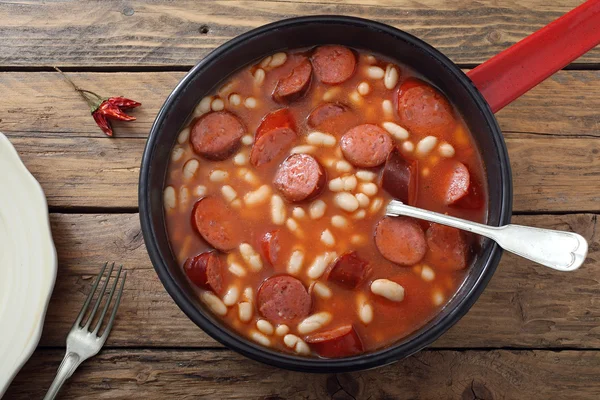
[53,66,105,110]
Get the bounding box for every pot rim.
[139,15,513,372]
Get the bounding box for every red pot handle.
[467,0,600,113]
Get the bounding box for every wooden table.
[2,1,599,398]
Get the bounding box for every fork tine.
[92,265,122,335]
[74,262,108,327]
[100,270,127,341]
[83,262,115,329]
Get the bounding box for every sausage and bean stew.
[164,46,486,358]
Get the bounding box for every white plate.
[0,133,57,397]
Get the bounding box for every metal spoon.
[385,200,588,272]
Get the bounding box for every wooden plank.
[0,0,598,67]
[8,135,600,212]
[6,349,600,399]
[39,213,599,348]
[2,71,600,138]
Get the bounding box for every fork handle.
[43,352,81,400]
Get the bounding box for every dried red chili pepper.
[54,67,141,137]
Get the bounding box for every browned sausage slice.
[250,108,297,167]
[190,111,245,160]
[397,78,456,137]
[257,275,311,323]
[307,102,347,128]
[381,147,418,204]
[305,325,363,358]
[443,161,470,205]
[311,45,356,84]
[374,216,427,265]
[273,58,312,103]
[191,196,241,252]
[260,230,281,266]
[340,124,393,168]
[327,252,371,289]
[426,223,468,271]
[273,154,326,202]
[183,251,224,294]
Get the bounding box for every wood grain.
[7,135,600,212]
[0,0,598,67]
[6,349,600,399]
[39,213,599,349]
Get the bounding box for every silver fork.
[43,263,127,400]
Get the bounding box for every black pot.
[139,16,512,373]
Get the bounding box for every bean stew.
[164,46,486,358]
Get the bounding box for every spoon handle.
[386,200,588,272]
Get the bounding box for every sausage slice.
[443,161,471,205]
[257,275,311,323]
[327,252,371,289]
[397,78,456,137]
[190,111,245,160]
[311,45,357,84]
[274,154,326,202]
[381,147,418,204]
[250,108,297,167]
[273,58,312,103]
[307,102,347,128]
[183,251,224,294]
[340,124,393,168]
[426,223,468,271]
[305,325,363,358]
[191,196,241,252]
[260,230,281,266]
[374,216,427,265]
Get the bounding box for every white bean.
[244,185,271,207]
[196,96,213,115]
[244,97,257,109]
[201,292,227,316]
[421,265,436,282]
[295,341,311,355]
[349,90,363,105]
[312,282,332,299]
[343,175,358,191]
[211,98,225,111]
[334,192,359,212]
[241,134,253,145]
[239,243,263,272]
[222,286,240,306]
[416,136,438,156]
[163,186,176,210]
[243,286,254,303]
[307,252,337,279]
[284,334,300,348]
[259,55,272,68]
[231,199,242,209]
[353,209,366,220]
[179,187,190,206]
[309,200,326,219]
[270,52,287,67]
[306,131,336,147]
[336,160,353,173]
[331,215,349,228]
[292,207,306,219]
[357,294,374,325]
[218,81,236,97]
[433,291,444,306]
[371,279,405,302]
[357,81,370,96]
[355,193,370,208]
[382,99,393,115]
[271,195,286,225]
[439,142,456,158]
[250,331,271,346]
[209,169,228,182]
[228,261,247,277]
[384,65,399,89]
[350,234,366,245]
[323,87,341,101]
[297,312,332,334]
[194,185,207,197]
[291,145,317,155]
[171,146,184,162]
[256,319,274,336]
[356,170,376,181]
[382,122,409,140]
[229,93,242,106]
[366,66,385,79]
[369,197,384,214]
[359,182,378,196]
[238,302,253,322]
[177,127,190,144]
[183,159,200,180]
[320,229,335,247]
[365,54,376,64]
[239,169,259,185]
[402,141,415,153]
[275,324,290,336]
[254,68,266,85]
[221,185,238,202]
[328,177,344,192]
[286,218,304,238]
[233,152,248,166]
[287,250,305,275]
